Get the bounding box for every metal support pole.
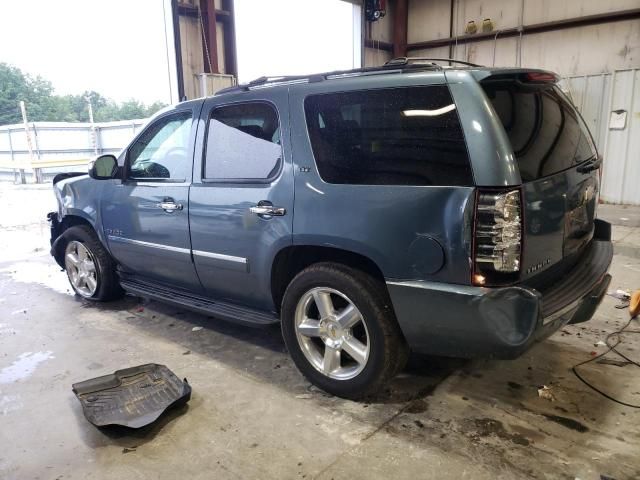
[199,74,208,97]
[19,101,36,184]
[31,123,43,183]
[517,0,525,66]
[95,126,102,154]
[171,0,186,100]
[87,97,98,156]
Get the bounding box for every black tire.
[281,262,408,399]
[62,225,124,301]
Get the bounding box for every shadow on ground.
[97,295,468,406]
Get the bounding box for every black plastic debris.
[72,363,191,428]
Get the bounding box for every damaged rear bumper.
[387,233,613,359]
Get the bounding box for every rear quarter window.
[304,86,472,186]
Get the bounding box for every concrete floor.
[1,182,640,480]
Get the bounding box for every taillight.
[473,189,522,286]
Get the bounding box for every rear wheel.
[63,225,123,301]
[281,263,408,399]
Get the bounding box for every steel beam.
[222,0,238,77]
[393,0,408,57]
[364,38,393,52]
[172,0,186,100]
[200,0,219,73]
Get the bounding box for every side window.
[128,112,192,180]
[204,102,282,180]
[304,86,472,186]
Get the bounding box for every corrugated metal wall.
[0,119,146,173]
[565,69,640,205]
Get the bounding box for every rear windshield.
[482,81,596,182]
[304,86,472,186]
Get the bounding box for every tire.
[281,262,408,399]
[61,225,123,301]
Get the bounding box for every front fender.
[51,175,110,252]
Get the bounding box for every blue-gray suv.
[48,58,613,398]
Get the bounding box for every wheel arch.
[270,245,388,314]
[50,214,101,268]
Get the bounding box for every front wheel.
[281,263,408,399]
[63,225,123,301]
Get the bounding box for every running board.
[119,279,279,328]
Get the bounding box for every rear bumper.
[387,235,613,359]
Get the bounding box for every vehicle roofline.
[211,65,560,98]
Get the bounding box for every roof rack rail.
[216,61,445,95]
[385,57,483,68]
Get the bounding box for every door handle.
[156,199,183,213]
[250,201,286,217]
[577,157,602,174]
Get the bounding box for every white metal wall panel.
[620,69,640,205]
[601,69,640,205]
[99,121,145,154]
[564,73,611,150]
[564,70,639,205]
[0,119,146,171]
[8,127,28,152]
[601,71,628,203]
[34,126,92,152]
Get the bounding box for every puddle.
[0,351,55,384]
[0,394,23,415]
[0,261,72,295]
[542,414,589,432]
[0,323,18,336]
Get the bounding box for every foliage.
[0,63,166,125]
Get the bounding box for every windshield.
[482,81,597,182]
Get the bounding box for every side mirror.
[88,154,118,180]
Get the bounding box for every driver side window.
[128,112,193,180]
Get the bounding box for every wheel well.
[59,215,92,231]
[270,246,386,313]
[51,215,95,266]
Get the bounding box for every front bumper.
[47,211,65,267]
[386,236,613,359]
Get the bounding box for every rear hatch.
[480,72,600,284]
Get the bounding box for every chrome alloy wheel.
[294,287,370,380]
[65,241,98,298]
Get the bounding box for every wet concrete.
[1,183,640,479]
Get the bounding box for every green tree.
[0,63,31,124]
[110,99,148,121]
[145,101,167,117]
[0,63,167,125]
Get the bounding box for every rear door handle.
[156,198,183,213]
[250,201,286,217]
